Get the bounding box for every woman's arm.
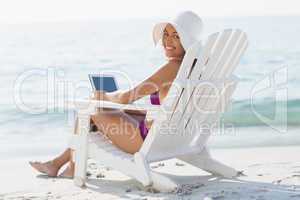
[92,60,181,104]
[118,60,181,104]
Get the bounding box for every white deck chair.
[69,29,248,192]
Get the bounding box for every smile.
[165,46,176,50]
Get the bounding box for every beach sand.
[1,146,300,200]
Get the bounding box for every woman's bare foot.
[58,163,74,178]
[29,161,60,177]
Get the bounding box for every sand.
[1,146,300,200]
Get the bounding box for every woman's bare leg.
[29,148,71,177]
[29,118,79,177]
[57,155,74,178]
[58,109,143,177]
[91,109,144,154]
[57,117,80,178]
[30,109,143,177]
[59,109,143,178]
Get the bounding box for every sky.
[0,0,300,24]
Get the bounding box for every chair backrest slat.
[166,32,220,124]
[181,30,248,131]
[170,30,236,131]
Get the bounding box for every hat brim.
[152,22,192,51]
[152,22,168,46]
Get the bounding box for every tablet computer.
[89,74,118,92]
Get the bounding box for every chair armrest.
[70,99,161,113]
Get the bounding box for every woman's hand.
[91,90,128,104]
[109,91,128,104]
[92,90,110,101]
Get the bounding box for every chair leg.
[133,152,178,192]
[148,170,178,192]
[73,114,90,187]
[177,146,238,178]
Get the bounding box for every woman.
[29,11,203,178]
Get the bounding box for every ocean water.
[0,16,299,158]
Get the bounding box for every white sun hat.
[152,11,203,51]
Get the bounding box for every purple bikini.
[138,91,160,140]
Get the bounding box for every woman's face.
[162,24,185,59]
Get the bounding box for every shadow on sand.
[79,171,299,200]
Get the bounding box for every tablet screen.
[89,75,118,92]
